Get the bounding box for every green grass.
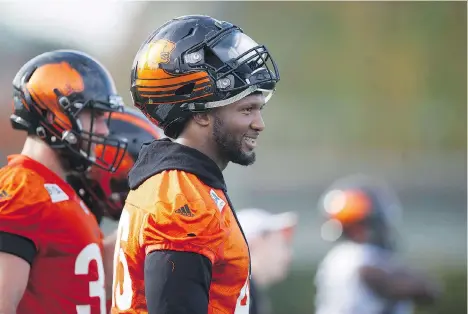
[267,267,467,314]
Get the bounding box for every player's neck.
[175,134,229,171]
[21,136,67,180]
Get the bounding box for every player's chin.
[231,151,256,166]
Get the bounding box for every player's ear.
[192,112,210,127]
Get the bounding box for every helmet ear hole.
[174,82,195,96]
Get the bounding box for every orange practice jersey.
[0,155,107,314]
[111,139,250,314]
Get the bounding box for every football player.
[314,174,441,314]
[0,50,127,314]
[66,106,162,307]
[67,106,163,224]
[111,15,280,314]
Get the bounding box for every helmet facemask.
[179,27,280,111]
[21,86,128,173]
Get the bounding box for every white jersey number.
[75,243,106,314]
[234,276,250,314]
[112,208,134,310]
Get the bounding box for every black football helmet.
[11,49,128,172]
[130,15,280,138]
[66,106,162,223]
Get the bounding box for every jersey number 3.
[75,243,106,314]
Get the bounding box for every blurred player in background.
[0,50,127,314]
[314,174,441,314]
[67,106,162,224]
[237,208,297,314]
[111,14,280,314]
[67,106,162,306]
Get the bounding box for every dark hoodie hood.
[128,138,226,191]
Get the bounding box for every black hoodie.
[128,138,226,191]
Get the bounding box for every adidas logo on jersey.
[175,204,194,217]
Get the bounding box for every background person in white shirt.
[237,208,298,314]
[314,174,441,314]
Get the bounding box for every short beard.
[212,114,256,166]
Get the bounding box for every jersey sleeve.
[0,167,50,252]
[140,171,225,265]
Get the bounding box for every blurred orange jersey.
[0,155,107,314]
[111,139,250,314]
